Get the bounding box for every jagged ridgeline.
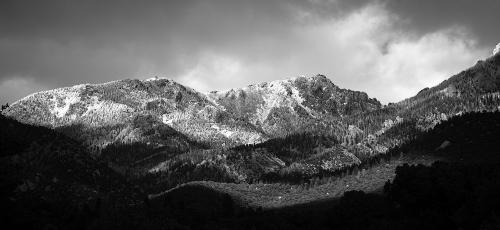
[2,52,500,184]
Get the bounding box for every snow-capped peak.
[494,43,500,56]
[263,74,328,85]
[144,76,169,82]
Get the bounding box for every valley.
[156,154,438,209]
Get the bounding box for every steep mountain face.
[207,75,381,137]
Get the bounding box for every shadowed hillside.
[143,111,500,230]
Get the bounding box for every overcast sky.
[1,0,499,104]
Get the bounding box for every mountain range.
[2,45,500,229]
[3,74,381,147]
[2,50,500,183]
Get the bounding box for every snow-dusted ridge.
[3,74,382,151]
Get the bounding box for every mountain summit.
[207,74,381,136]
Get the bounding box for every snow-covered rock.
[493,43,500,55]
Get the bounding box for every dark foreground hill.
[0,113,143,229]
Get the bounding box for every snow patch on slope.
[220,129,234,138]
[79,96,133,126]
[83,96,103,114]
[252,77,314,124]
[144,76,170,82]
[50,90,81,118]
[211,124,234,138]
[162,114,174,125]
[375,116,403,136]
[439,84,460,97]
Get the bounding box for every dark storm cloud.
[0,0,197,84]
[0,0,302,82]
[385,0,500,46]
[0,0,498,103]
[0,0,190,42]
